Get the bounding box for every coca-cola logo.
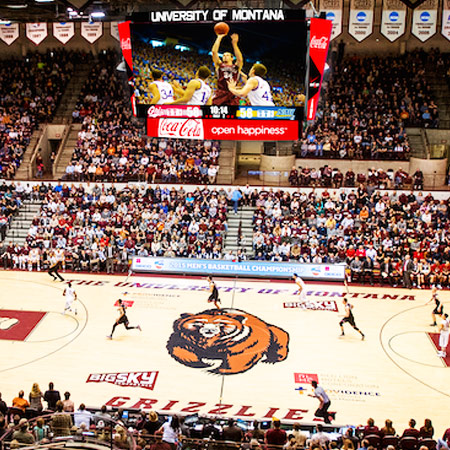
[147,105,202,118]
[158,118,204,139]
[310,35,329,50]
[121,37,131,50]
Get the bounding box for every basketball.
[214,22,229,35]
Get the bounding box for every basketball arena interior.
[0,1,450,450]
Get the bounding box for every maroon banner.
[118,21,133,72]
[306,18,332,121]
[147,118,299,141]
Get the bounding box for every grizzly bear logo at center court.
[166,308,289,375]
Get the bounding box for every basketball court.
[1,271,450,432]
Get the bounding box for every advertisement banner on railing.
[81,22,103,43]
[442,0,450,41]
[348,0,374,42]
[131,257,346,280]
[0,23,19,46]
[26,23,48,45]
[320,0,343,40]
[53,22,75,45]
[380,0,406,42]
[412,0,438,42]
[118,21,133,72]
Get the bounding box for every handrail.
[53,124,72,178]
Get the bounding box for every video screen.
[129,10,307,109]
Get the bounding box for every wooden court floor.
[1,271,450,433]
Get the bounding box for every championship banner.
[110,21,120,41]
[320,0,343,40]
[380,0,406,42]
[81,22,103,43]
[442,0,450,41]
[0,23,19,46]
[412,0,438,41]
[306,18,332,121]
[118,21,133,72]
[52,22,74,45]
[26,23,48,45]
[348,0,374,42]
[147,118,299,141]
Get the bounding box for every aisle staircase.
[54,123,82,179]
[224,206,255,257]
[405,128,428,158]
[3,200,42,246]
[14,125,44,180]
[216,141,236,184]
[427,61,450,129]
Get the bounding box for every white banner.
[110,21,120,40]
[81,22,103,43]
[348,0,374,42]
[26,22,48,45]
[52,22,74,45]
[442,0,450,41]
[412,0,438,42]
[320,0,343,40]
[380,0,406,41]
[0,23,19,46]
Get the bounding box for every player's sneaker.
[137,325,142,331]
[361,333,365,341]
[106,335,112,339]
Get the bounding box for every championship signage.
[320,0,343,40]
[147,118,299,141]
[442,0,450,41]
[412,0,438,41]
[0,23,19,46]
[110,21,120,41]
[81,22,103,43]
[53,22,75,45]
[380,0,406,42]
[306,18,332,121]
[131,257,346,280]
[26,23,48,45]
[348,0,374,42]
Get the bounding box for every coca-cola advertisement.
[306,18,332,121]
[118,21,133,72]
[147,118,298,141]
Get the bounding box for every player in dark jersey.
[207,276,221,309]
[211,32,243,106]
[426,286,444,326]
[339,298,365,340]
[107,299,141,339]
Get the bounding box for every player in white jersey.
[168,66,212,106]
[438,313,449,357]
[227,63,274,106]
[292,273,307,301]
[149,69,174,105]
[63,282,78,315]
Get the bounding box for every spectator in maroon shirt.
[419,419,434,439]
[363,418,380,437]
[265,419,287,449]
[402,419,420,438]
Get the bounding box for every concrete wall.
[260,154,295,183]
[239,141,263,155]
[410,157,448,188]
[294,158,410,173]
[425,130,450,146]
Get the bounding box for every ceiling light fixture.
[90,11,105,18]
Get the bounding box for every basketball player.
[148,69,174,105]
[426,286,443,326]
[339,298,365,340]
[107,299,141,339]
[63,282,77,315]
[211,33,243,105]
[168,66,212,105]
[206,276,221,309]
[437,313,449,357]
[48,252,64,282]
[292,273,307,301]
[227,63,275,106]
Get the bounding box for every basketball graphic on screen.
[214,22,230,35]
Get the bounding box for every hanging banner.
[442,0,450,41]
[26,23,48,45]
[412,0,438,41]
[0,23,19,46]
[348,0,374,42]
[81,22,103,43]
[306,18,332,121]
[118,21,133,72]
[110,21,120,41]
[380,0,406,41]
[52,22,75,45]
[320,0,343,40]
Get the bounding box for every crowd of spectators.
[0,183,228,271]
[0,50,87,179]
[66,51,220,184]
[298,50,441,162]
